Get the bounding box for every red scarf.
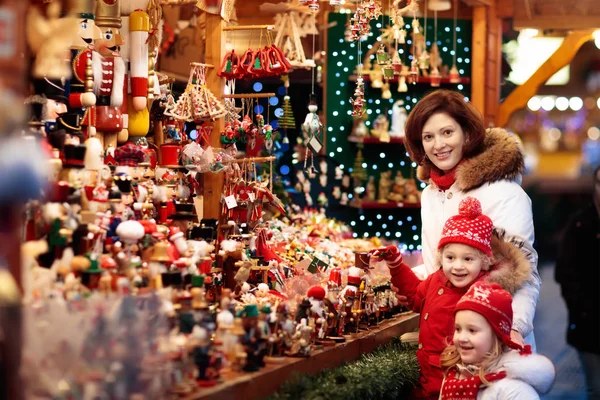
[440,368,506,399]
[429,163,462,191]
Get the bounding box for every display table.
[183,312,419,400]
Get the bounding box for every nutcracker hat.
[56,113,83,136]
[347,266,362,286]
[114,142,146,167]
[455,282,532,355]
[238,304,259,318]
[113,174,133,194]
[63,144,87,169]
[29,78,68,104]
[437,197,493,257]
[307,285,326,300]
[168,202,197,220]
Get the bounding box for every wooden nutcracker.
[90,0,126,150]
[66,0,102,117]
[119,0,156,143]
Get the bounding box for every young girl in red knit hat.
[371,196,532,399]
[439,281,555,399]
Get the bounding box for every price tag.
[224,195,238,209]
[307,136,323,154]
[307,257,329,274]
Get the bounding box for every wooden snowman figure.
[90,0,126,150]
[119,1,153,144]
[389,100,407,138]
[66,0,102,119]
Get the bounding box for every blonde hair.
[436,244,494,272]
[440,334,504,386]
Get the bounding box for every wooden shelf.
[183,312,419,400]
[349,201,421,209]
[348,136,405,144]
[349,74,471,85]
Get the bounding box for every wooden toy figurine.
[89,0,126,149]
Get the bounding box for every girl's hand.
[391,285,409,306]
[510,329,525,346]
[370,245,402,268]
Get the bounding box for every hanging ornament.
[398,66,409,92]
[412,18,421,34]
[449,0,461,83]
[350,76,366,117]
[376,44,389,65]
[381,82,392,99]
[302,99,323,175]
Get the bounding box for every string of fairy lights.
[325,11,472,250]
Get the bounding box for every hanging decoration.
[270,3,316,68]
[430,10,441,86]
[217,29,292,80]
[449,0,460,83]
[418,0,430,71]
[172,63,226,122]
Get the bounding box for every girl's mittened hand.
[370,245,402,268]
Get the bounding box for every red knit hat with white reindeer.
[438,197,493,257]
[455,282,532,355]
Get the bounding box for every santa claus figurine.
[89,0,126,149]
[306,285,328,342]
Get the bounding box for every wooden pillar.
[203,14,226,219]
[484,1,502,126]
[471,6,487,118]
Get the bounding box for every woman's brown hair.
[404,89,487,164]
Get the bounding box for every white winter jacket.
[478,350,555,399]
[414,128,541,348]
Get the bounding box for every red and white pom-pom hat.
[438,196,493,256]
[307,285,326,301]
[455,282,532,355]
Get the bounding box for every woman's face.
[421,112,465,172]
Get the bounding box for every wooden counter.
[183,312,419,400]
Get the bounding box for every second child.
[371,197,532,398]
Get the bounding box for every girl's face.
[454,310,495,365]
[421,112,465,172]
[441,243,485,288]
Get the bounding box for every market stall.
[0,0,513,398]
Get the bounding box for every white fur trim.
[111,56,125,107]
[92,51,103,96]
[498,350,556,394]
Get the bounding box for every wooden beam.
[495,30,594,128]
[496,0,514,19]
[471,6,487,117]
[462,0,493,7]
[513,15,600,30]
[202,13,226,220]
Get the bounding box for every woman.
[402,89,540,350]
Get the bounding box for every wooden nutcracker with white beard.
[118,0,157,144]
[90,0,126,150]
[66,0,102,117]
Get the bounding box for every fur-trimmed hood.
[485,230,531,295]
[417,128,525,192]
[495,350,555,394]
